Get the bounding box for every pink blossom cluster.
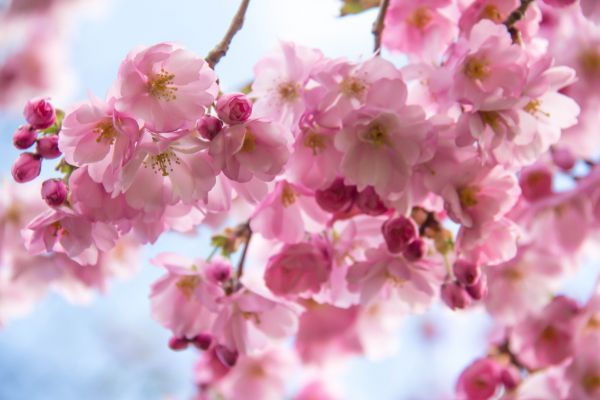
[5,0,600,398]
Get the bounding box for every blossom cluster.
[3,0,600,398]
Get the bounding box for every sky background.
[1,1,599,399]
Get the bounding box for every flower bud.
[41,179,68,207]
[356,186,387,216]
[23,97,56,129]
[441,282,471,310]
[191,333,213,350]
[36,135,61,159]
[519,166,553,202]
[543,0,576,7]
[466,274,488,300]
[206,260,231,283]
[453,259,481,286]
[216,93,252,125]
[404,238,426,261]
[168,336,189,351]
[551,147,576,171]
[13,125,37,149]
[315,177,357,213]
[382,216,417,253]
[457,358,501,400]
[500,365,521,390]
[197,115,223,140]
[214,344,238,367]
[11,152,42,183]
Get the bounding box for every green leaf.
[340,0,380,16]
[40,109,66,135]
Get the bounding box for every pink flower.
[150,253,224,338]
[212,289,299,355]
[41,179,67,207]
[23,97,55,129]
[197,115,223,140]
[216,93,252,125]
[264,235,332,297]
[519,164,553,201]
[381,216,418,254]
[581,0,600,23]
[383,0,457,61]
[565,337,600,400]
[209,119,290,183]
[11,152,42,183]
[114,42,218,132]
[441,282,472,310]
[456,217,521,265]
[314,177,357,213]
[456,357,501,400]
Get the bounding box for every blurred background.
[1,1,598,399]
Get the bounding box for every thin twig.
[235,223,252,280]
[503,0,535,43]
[372,0,391,54]
[206,0,251,69]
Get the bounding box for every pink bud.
[456,357,501,400]
[36,135,61,159]
[216,93,252,125]
[519,166,553,201]
[214,344,238,367]
[197,115,223,140]
[500,365,521,391]
[356,186,387,216]
[168,336,189,351]
[315,177,357,213]
[404,238,426,261]
[11,152,42,183]
[543,0,576,7]
[466,274,488,300]
[191,333,213,350]
[382,216,417,253]
[453,259,481,286]
[23,97,56,129]
[206,260,231,283]
[13,125,37,149]
[551,147,576,171]
[41,179,68,207]
[441,282,471,310]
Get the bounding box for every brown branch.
[206,0,251,69]
[503,0,535,44]
[372,0,391,54]
[235,223,252,281]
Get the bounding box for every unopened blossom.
[23,97,55,129]
[114,42,218,132]
[36,135,61,159]
[314,177,357,213]
[196,115,223,140]
[216,93,252,125]
[381,216,418,254]
[41,179,67,207]
[12,125,37,149]
[441,282,472,310]
[456,357,501,400]
[11,153,42,183]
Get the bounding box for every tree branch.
[503,0,535,43]
[372,0,391,54]
[235,223,252,280]
[206,0,251,69]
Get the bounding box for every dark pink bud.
[11,152,41,183]
[551,147,576,171]
[382,216,417,253]
[466,274,488,300]
[403,238,426,261]
[13,125,37,149]
[356,186,387,216]
[207,260,231,283]
[453,259,481,286]
[214,344,238,367]
[543,0,576,7]
[36,135,61,159]
[500,365,521,391]
[168,336,189,351]
[23,97,56,129]
[191,333,213,350]
[441,282,471,310]
[457,358,501,400]
[519,166,552,201]
[197,115,223,140]
[315,177,357,213]
[216,93,252,125]
[41,179,68,207]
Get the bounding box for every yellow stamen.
[94,119,118,145]
[340,76,366,98]
[280,183,296,207]
[278,82,300,101]
[148,68,177,101]
[176,276,199,300]
[463,56,490,80]
[240,130,256,153]
[146,151,181,176]
[479,4,503,22]
[407,7,432,31]
[458,186,479,207]
[303,131,327,155]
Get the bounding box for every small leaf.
[340,0,380,16]
[40,109,66,135]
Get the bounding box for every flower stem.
[206,0,251,69]
[236,223,252,280]
[372,0,391,54]
[504,0,535,44]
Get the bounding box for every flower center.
[277,81,300,101]
[524,99,551,118]
[463,56,490,80]
[579,49,600,77]
[583,373,600,394]
[240,130,256,153]
[148,68,177,101]
[147,151,181,176]
[362,122,388,146]
[480,111,500,129]
[94,119,118,145]
[176,276,200,300]
[340,76,366,98]
[407,7,432,31]
[458,186,479,208]
[280,183,296,207]
[303,131,328,155]
[539,325,558,342]
[479,4,503,22]
[50,221,67,237]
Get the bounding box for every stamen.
[303,131,327,155]
[148,68,178,101]
[463,56,490,80]
[280,183,296,207]
[94,119,118,145]
[146,151,181,176]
